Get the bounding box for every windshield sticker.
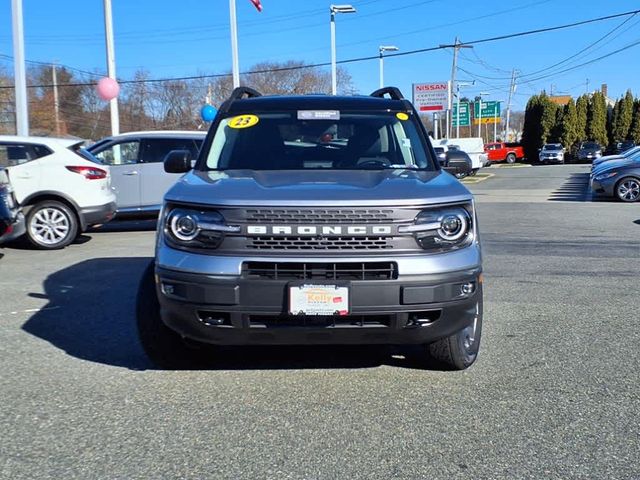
[228,114,260,129]
[297,110,341,121]
[396,112,409,121]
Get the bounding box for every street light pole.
[103,0,119,135]
[478,92,490,141]
[378,45,398,89]
[229,0,240,88]
[330,4,356,95]
[11,0,28,136]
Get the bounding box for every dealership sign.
[412,82,450,112]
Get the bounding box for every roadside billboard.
[412,82,450,112]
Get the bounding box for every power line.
[2,8,639,90]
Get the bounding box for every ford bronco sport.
[137,87,483,370]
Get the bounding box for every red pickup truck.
[484,142,525,164]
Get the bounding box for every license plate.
[289,284,349,316]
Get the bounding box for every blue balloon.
[200,104,217,122]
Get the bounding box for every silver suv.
[136,87,483,370]
[89,131,206,214]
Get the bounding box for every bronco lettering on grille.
[246,225,393,236]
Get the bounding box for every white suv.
[0,136,116,249]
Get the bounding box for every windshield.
[582,142,600,149]
[204,111,434,171]
[543,144,562,151]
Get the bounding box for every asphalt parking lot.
[1,164,639,479]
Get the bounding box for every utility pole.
[442,37,473,138]
[103,0,119,135]
[505,69,517,142]
[52,63,60,136]
[11,0,28,136]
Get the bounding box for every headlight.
[594,171,618,181]
[399,205,473,251]
[164,206,239,250]
[596,150,602,156]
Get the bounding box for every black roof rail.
[228,86,262,101]
[219,86,263,114]
[370,87,405,100]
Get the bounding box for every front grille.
[249,314,392,328]
[248,236,392,250]
[245,208,394,223]
[243,261,398,280]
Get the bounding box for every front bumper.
[590,176,617,196]
[539,155,564,163]
[154,248,483,346]
[78,201,117,230]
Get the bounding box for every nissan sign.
[412,82,450,112]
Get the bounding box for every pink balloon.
[96,77,120,101]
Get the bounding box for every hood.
[593,154,622,166]
[592,157,639,175]
[165,169,473,207]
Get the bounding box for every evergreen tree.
[521,94,543,160]
[613,89,634,140]
[575,95,589,142]
[550,105,563,143]
[587,92,608,146]
[540,92,557,143]
[560,98,579,150]
[628,100,640,144]
[521,93,557,159]
[608,98,619,144]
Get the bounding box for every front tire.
[25,200,78,249]
[427,302,483,370]
[136,262,214,369]
[506,153,516,164]
[615,177,640,202]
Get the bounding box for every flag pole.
[229,0,240,88]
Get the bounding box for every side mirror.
[164,150,193,173]
[443,161,471,177]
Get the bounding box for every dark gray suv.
[136,87,484,370]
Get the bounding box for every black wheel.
[615,177,640,202]
[136,261,214,369]
[455,172,467,179]
[469,168,479,176]
[427,301,483,370]
[25,200,78,249]
[506,153,516,164]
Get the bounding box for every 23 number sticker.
[228,114,260,129]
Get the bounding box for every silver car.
[89,131,206,214]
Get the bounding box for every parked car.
[538,143,565,164]
[0,167,25,245]
[0,136,116,249]
[88,131,206,214]
[591,146,640,171]
[484,142,525,164]
[605,140,636,156]
[444,150,473,178]
[576,141,603,162]
[590,156,640,202]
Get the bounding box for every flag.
[249,0,262,12]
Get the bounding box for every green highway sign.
[474,100,501,118]
[452,102,470,127]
